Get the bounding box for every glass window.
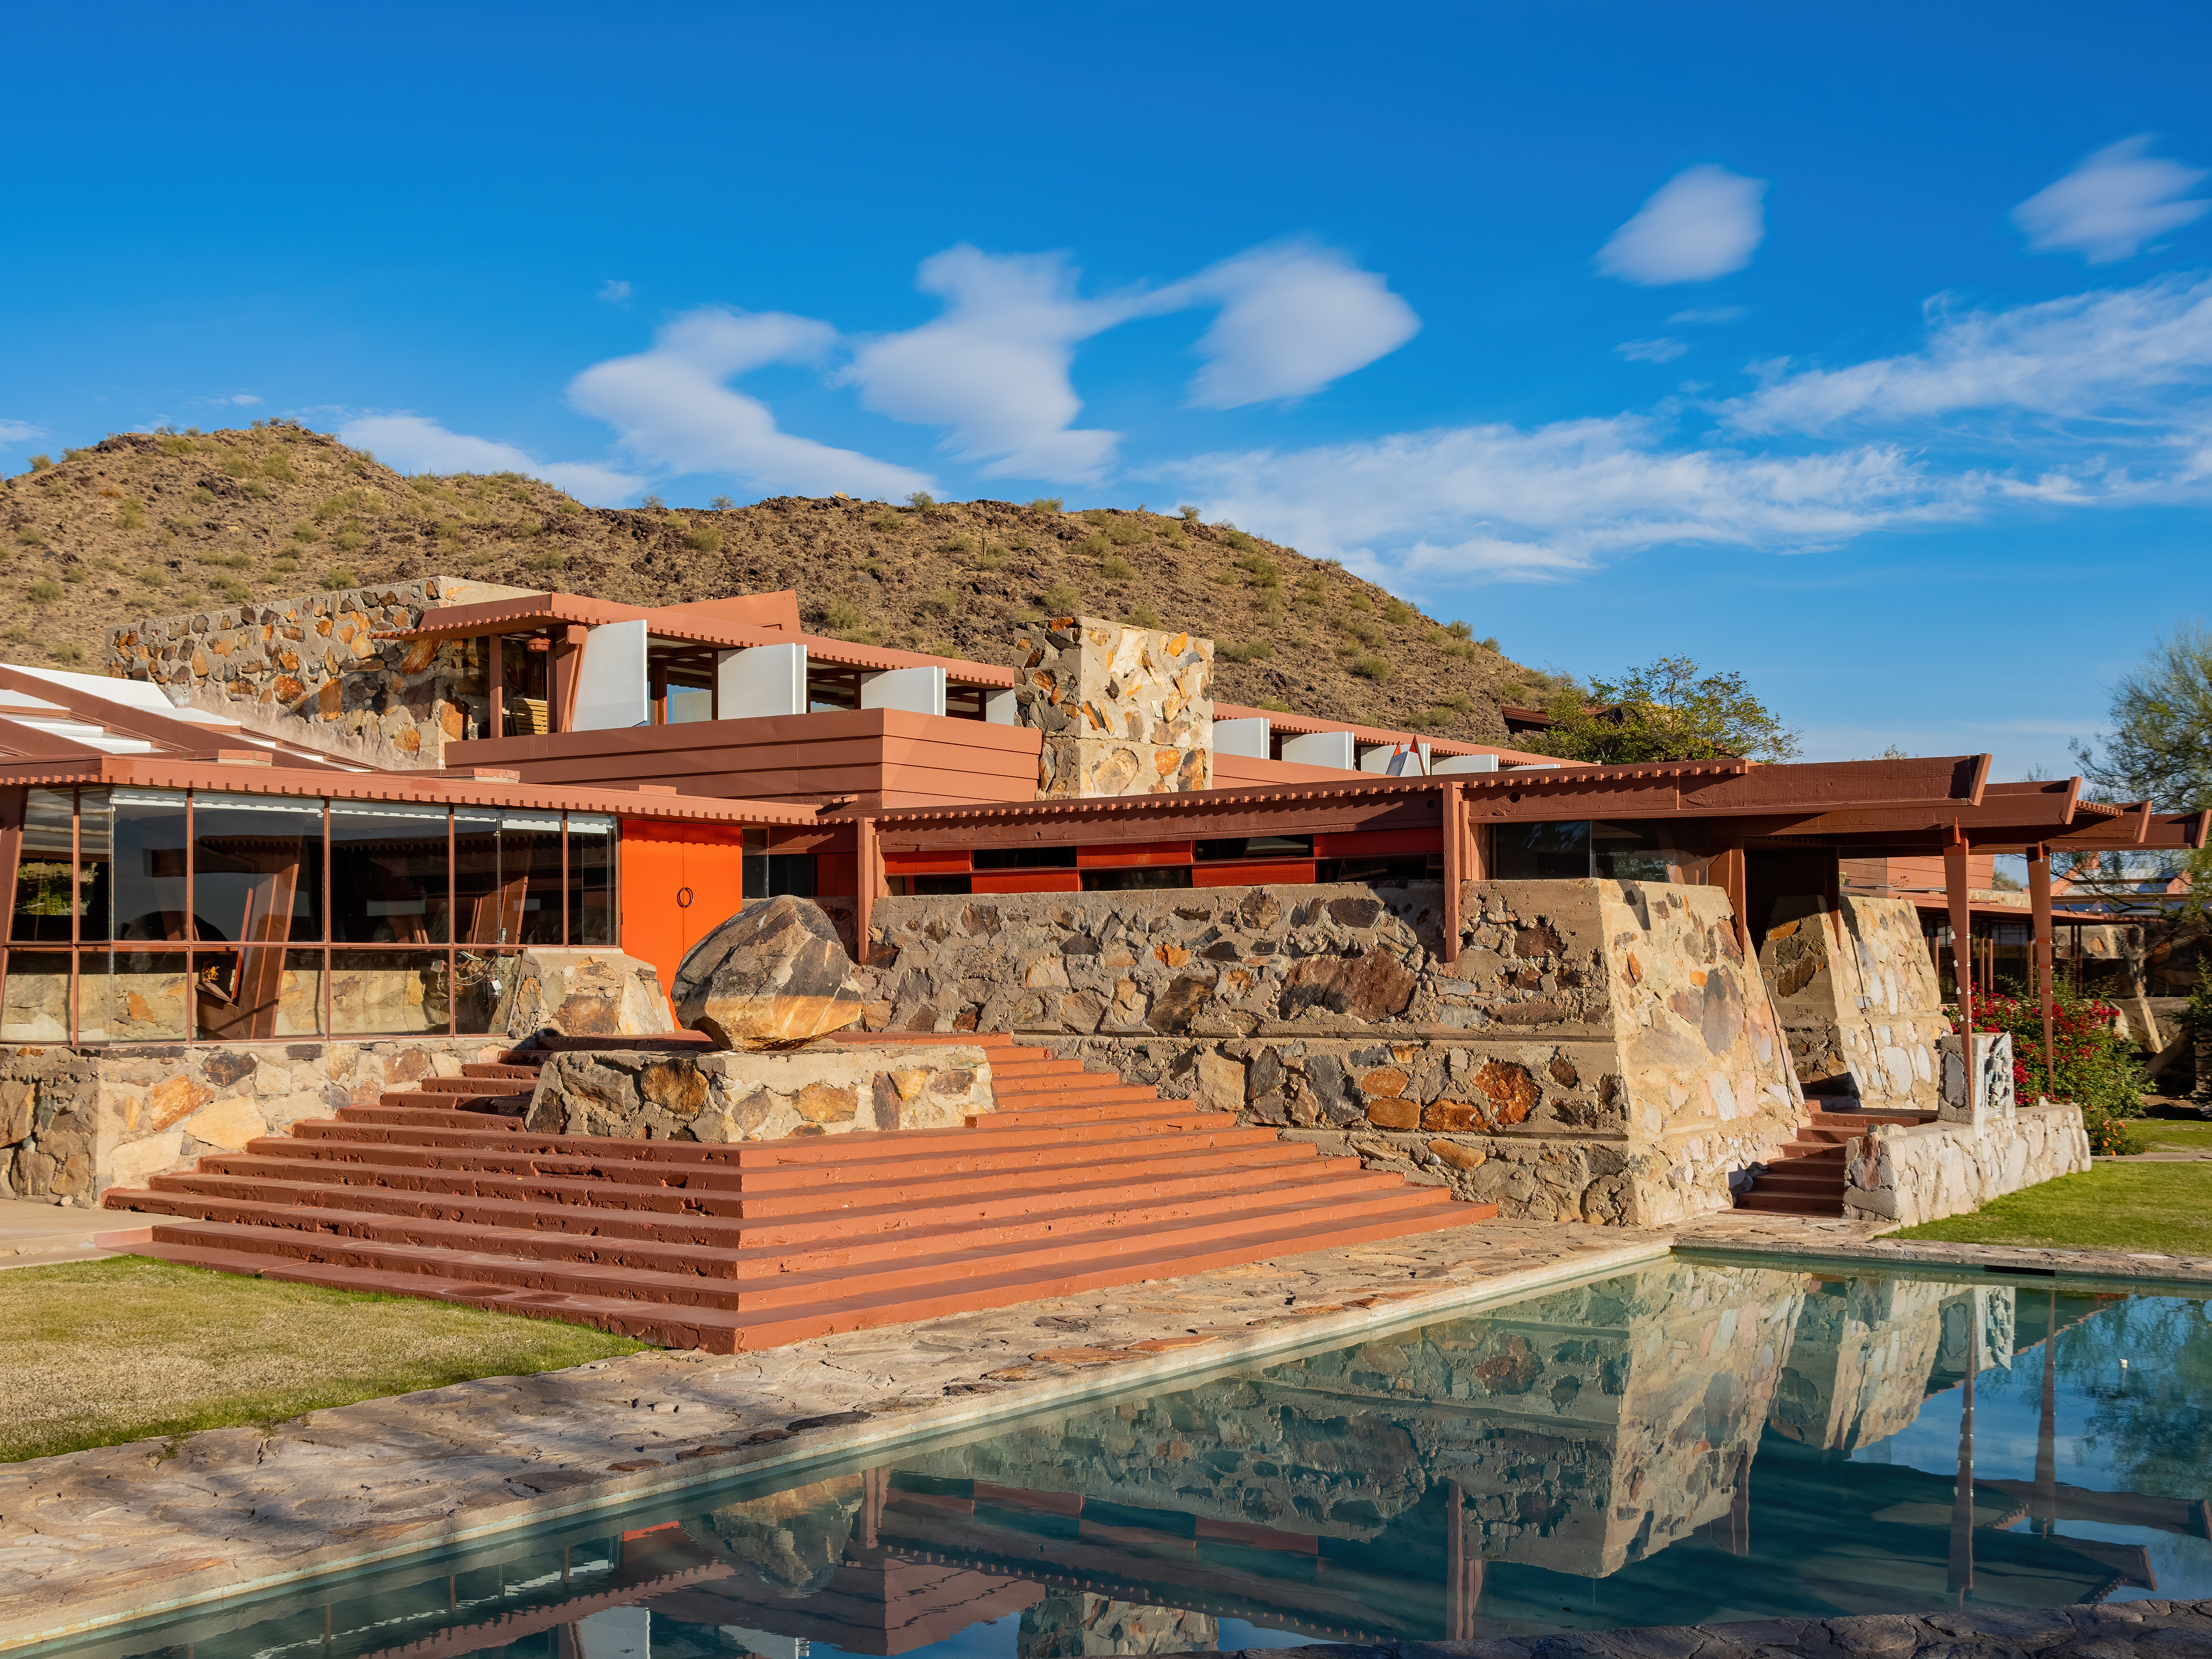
[331,800,450,944]
[568,814,615,946]
[1590,820,1708,884]
[1081,867,1193,892]
[1195,835,1313,861]
[504,812,565,945]
[1,951,72,1041]
[330,949,448,1035]
[972,846,1079,870]
[1494,821,1591,880]
[79,951,188,1042]
[191,793,325,945]
[77,789,111,943]
[111,789,190,941]
[11,788,78,942]
[453,807,506,943]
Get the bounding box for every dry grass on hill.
[0,425,1572,742]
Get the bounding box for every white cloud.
[2013,136,2209,264]
[0,419,47,445]
[1598,165,1767,285]
[842,247,1127,482]
[335,413,649,504]
[1668,306,1747,325]
[1159,415,1962,583]
[1616,337,1689,364]
[1169,242,1420,408]
[568,307,931,498]
[1724,271,2212,448]
[598,279,633,304]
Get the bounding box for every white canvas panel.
[984,688,1019,725]
[716,643,806,719]
[1279,729,1356,770]
[1433,752,1501,774]
[570,619,648,731]
[860,665,947,716]
[1214,717,1272,758]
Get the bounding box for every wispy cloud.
[1160,416,1962,582]
[842,247,1127,482]
[1668,305,1747,326]
[1615,337,1689,364]
[334,412,650,504]
[597,279,633,305]
[2014,136,2209,264]
[0,419,47,445]
[569,308,931,499]
[1168,242,1420,408]
[1597,165,1767,285]
[1722,271,2212,477]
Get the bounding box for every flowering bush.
[1953,981,2147,1155]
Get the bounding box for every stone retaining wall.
[523,1042,993,1140]
[859,877,1807,1226]
[1014,615,1212,797]
[104,575,533,769]
[1843,1099,2091,1226]
[1758,895,1948,1110]
[0,1037,515,1204]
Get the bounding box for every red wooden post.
[486,632,504,738]
[1944,826,1974,1041]
[1440,781,1464,964]
[854,814,878,967]
[2028,841,2055,1080]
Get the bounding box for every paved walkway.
[0,1199,131,1272]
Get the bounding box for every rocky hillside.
[0,423,1571,742]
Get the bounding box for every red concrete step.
[128,1168,1417,1293]
[105,1036,1499,1350]
[127,1192,1494,1353]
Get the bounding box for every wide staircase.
[99,1033,1493,1352]
[1732,1104,1935,1216]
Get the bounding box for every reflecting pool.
[33,1260,2212,1659]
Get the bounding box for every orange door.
[619,820,751,1016]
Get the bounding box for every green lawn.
[1889,1156,2212,1256]
[2141,1117,2212,1152]
[0,1257,647,1464]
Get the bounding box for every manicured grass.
[2142,1116,2212,1152]
[0,1256,647,1464]
[1889,1158,2212,1256]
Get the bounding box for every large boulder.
[489,948,675,1038]
[672,896,865,1050]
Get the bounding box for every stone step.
[345,1104,533,1131]
[1734,1191,1841,1216]
[128,1196,1494,1353]
[982,1098,1204,1129]
[128,1165,1407,1288]
[462,1063,544,1082]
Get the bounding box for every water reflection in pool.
[50,1261,2212,1659]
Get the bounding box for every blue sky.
[5,1,2210,777]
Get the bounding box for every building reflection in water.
[85,1264,2212,1659]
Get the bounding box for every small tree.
[1537,655,1801,764]
[2072,621,2212,927]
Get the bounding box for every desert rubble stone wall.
[105,575,535,769]
[1013,615,1213,797]
[1843,1100,2090,1227]
[524,1042,993,1140]
[859,877,1807,1226]
[0,1037,518,1203]
[1758,895,1948,1110]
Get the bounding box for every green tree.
[1537,655,1801,765]
[2069,622,2212,922]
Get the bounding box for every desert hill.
[0,423,1569,743]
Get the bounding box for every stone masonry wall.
[1758,895,1948,1110]
[859,878,1806,1226]
[0,1036,514,1203]
[104,576,533,769]
[1842,1099,2091,1227]
[525,1042,993,1141]
[1014,615,1213,797]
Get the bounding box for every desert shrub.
[15,529,43,547]
[1178,504,1200,520]
[1222,528,1257,552]
[1217,640,1275,663]
[1340,616,1381,647]
[822,598,865,632]
[868,511,902,532]
[433,519,464,543]
[640,493,667,512]
[410,477,438,495]
[61,566,85,582]
[49,642,86,664]
[664,513,690,533]
[1074,533,1111,559]
[1383,598,1414,625]
[157,437,195,457]
[333,529,367,552]
[972,546,1005,570]
[1028,497,1064,512]
[1346,591,1372,611]
[1403,707,1450,728]
[118,499,145,529]
[1127,603,1162,628]
[1105,519,1147,547]
[1162,527,1189,551]
[28,581,62,602]
[221,454,254,478]
[1235,552,1279,587]
[214,577,251,603]
[906,491,937,512]
[324,567,359,589]
[1082,509,1112,526]
[270,558,299,576]
[27,454,52,472]
[918,588,958,617]
[122,595,160,611]
[1965,983,2147,1153]
[1447,619,1473,640]
[710,495,735,510]
[1099,555,1133,579]
[138,567,166,587]
[1350,655,1391,681]
[555,498,580,515]
[1040,582,1080,612]
[685,527,723,552]
[527,550,565,570]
